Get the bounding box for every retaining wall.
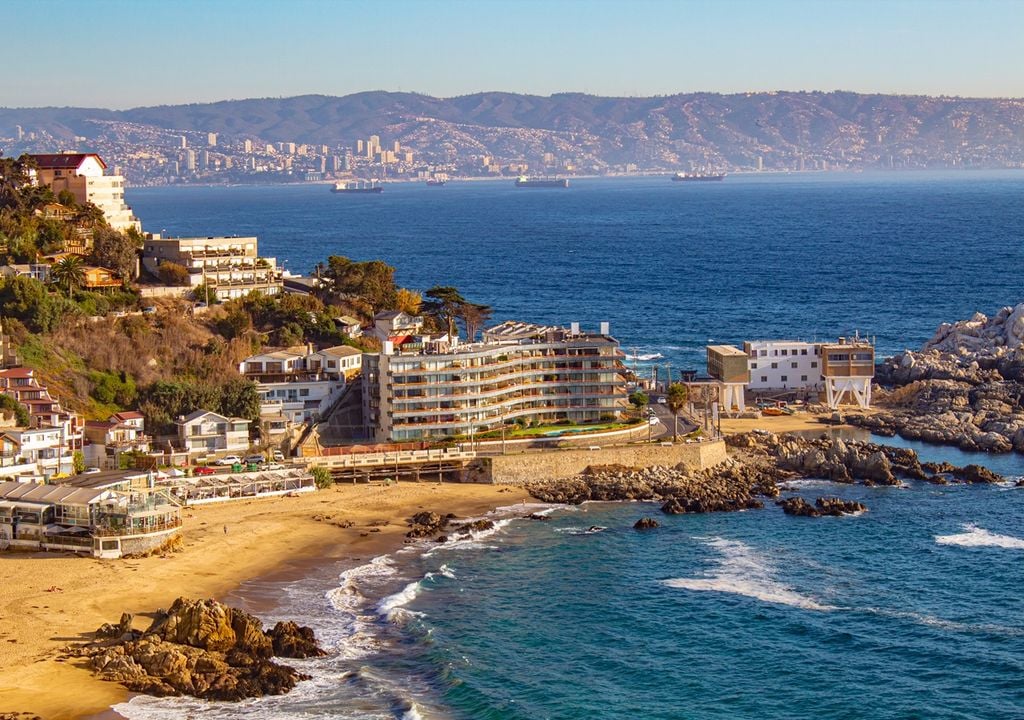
[479,439,728,485]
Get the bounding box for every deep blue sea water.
[129,171,1024,375]
[117,173,1024,719]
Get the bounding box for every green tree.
[56,189,78,209]
[317,256,398,313]
[0,394,30,427]
[666,383,689,442]
[422,285,466,339]
[50,255,86,296]
[310,466,333,489]
[91,226,140,281]
[628,390,649,415]
[72,450,85,475]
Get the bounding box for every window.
[751,362,758,369]
[791,362,798,368]
[782,349,788,356]
[801,375,808,381]
[811,361,818,368]
[781,375,788,382]
[771,362,778,369]
[759,350,767,357]
[801,349,808,355]
[760,376,768,383]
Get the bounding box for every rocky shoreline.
[65,597,324,701]
[856,303,1024,454]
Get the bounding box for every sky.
[3,0,1022,109]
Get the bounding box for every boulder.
[269,621,326,659]
[633,517,660,530]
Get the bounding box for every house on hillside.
[82,265,122,290]
[334,315,363,338]
[83,413,151,470]
[176,410,250,455]
[372,311,424,343]
[27,153,141,233]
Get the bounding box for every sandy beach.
[0,481,529,720]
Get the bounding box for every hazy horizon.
[3,0,1023,109]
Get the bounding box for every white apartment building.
[744,340,824,391]
[28,153,141,232]
[141,234,282,301]
[363,321,626,442]
[176,410,250,455]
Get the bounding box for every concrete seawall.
[474,440,728,485]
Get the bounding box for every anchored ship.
[515,176,569,188]
[331,180,383,193]
[672,171,726,182]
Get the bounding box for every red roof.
[28,153,107,171]
[0,368,35,379]
[112,411,144,421]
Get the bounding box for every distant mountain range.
[3,91,1024,171]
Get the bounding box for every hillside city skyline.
[3,90,1023,185]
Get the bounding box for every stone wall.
[476,440,728,485]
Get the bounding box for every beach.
[0,481,529,720]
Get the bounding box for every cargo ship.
[331,180,383,193]
[672,172,726,182]
[515,176,569,188]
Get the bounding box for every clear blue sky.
[4,0,1022,108]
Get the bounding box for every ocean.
[118,173,1024,719]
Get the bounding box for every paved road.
[646,398,699,440]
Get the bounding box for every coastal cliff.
[853,303,1024,453]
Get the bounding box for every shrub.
[158,261,190,286]
[311,466,333,489]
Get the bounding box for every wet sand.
[0,481,529,720]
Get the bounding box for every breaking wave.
[934,523,1024,549]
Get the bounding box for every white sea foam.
[632,352,664,361]
[662,537,835,611]
[934,523,1024,549]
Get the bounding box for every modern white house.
[27,153,141,232]
[82,412,151,470]
[175,410,250,455]
[744,340,825,391]
[0,428,74,479]
[239,345,362,436]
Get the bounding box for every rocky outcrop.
[527,460,784,513]
[67,598,323,702]
[633,517,660,530]
[777,496,867,517]
[406,511,452,538]
[868,303,1024,454]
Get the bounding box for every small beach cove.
[0,481,528,720]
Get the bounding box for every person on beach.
[223,525,228,535]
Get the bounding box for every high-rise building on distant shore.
[184,149,196,172]
[207,132,217,146]
[243,139,252,153]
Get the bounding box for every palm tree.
[666,382,689,442]
[50,255,86,297]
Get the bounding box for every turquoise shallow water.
[115,437,1024,720]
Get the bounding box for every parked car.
[82,467,102,474]
[271,449,285,461]
[142,306,157,314]
[262,462,285,471]
[243,453,265,464]
[194,466,217,476]
[215,455,242,466]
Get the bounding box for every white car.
[215,455,243,466]
[262,462,285,471]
